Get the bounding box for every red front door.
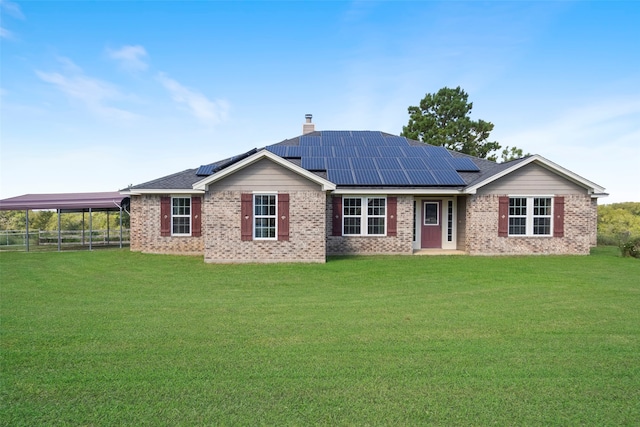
[421,200,442,248]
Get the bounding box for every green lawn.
[1,248,639,425]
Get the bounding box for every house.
[122,116,606,263]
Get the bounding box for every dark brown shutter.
[191,196,202,237]
[387,197,397,237]
[498,196,509,237]
[332,196,342,236]
[241,193,253,241]
[278,193,289,241]
[160,196,171,237]
[554,196,565,237]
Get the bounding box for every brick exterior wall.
[203,190,326,263]
[326,195,414,255]
[465,194,597,255]
[130,195,204,255]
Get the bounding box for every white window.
[343,197,386,236]
[254,194,277,239]
[509,197,552,236]
[172,197,191,236]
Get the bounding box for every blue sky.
[1,1,638,203]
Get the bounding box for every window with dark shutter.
[278,194,289,241]
[241,194,253,241]
[554,196,564,237]
[192,196,202,237]
[160,196,171,237]
[498,196,509,237]
[332,197,342,236]
[387,197,397,237]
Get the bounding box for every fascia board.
[333,188,466,195]
[465,155,606,195]
[121,189,205,196]
[193,149,336,191]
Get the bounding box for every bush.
[619,236,640,258]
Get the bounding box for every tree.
[401,86,525,162]
[500,146,530,162]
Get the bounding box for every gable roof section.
[123,168,204,195]
[264,131,480,187]
[465,154,607,196]
[192,149,336,191]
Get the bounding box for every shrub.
[619,236,640,258]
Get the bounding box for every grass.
[1,247,639,425]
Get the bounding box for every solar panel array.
[266,131,480,186]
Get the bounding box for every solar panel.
[328,169,356,185]
[449,157,480,172]
[375,158,401,170]
[263,131,478,188]
[350,157,377,170]
[266,146,287,157]
[362,134,386,146]
[382,135,409,146]
[301,157,326,170]
[196,164,215,176]
[398,157,427,170]
[406,170,438,185]
[383,146,406,158]
[425,145,452,157]
[308,146,326,157]
[432,170,465,185]
[285,146,303,158]
[353,169,383,185]
[425,157,455,170]
[327,157,351,170]
[379,169,411,185]
[357,146,381,157]
[333,146,359,158]
[300,135,321,146]
[343,136,366,146]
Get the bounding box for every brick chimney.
[302,114,315,134]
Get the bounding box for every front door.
[421,200,442,248]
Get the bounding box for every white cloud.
[36,58,138,121]
[156,72,229,125]
[499,96,640,203]
[107,45,149,72]
[0,0,24,19]
[1,27,13,39]
[0,0,24,40]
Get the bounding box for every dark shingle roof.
[129,131,512,190]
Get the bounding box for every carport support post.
[107,211,110,244]
[89,208,92,251]
[25,210,29,252]
[57,210,61,252]
[119,206,123,249]
[82,211,85,245]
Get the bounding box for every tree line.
[0,210,130,232]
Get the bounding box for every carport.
[0,192,129,251]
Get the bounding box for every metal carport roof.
[0,192,128,211]
[0,192,129,252]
